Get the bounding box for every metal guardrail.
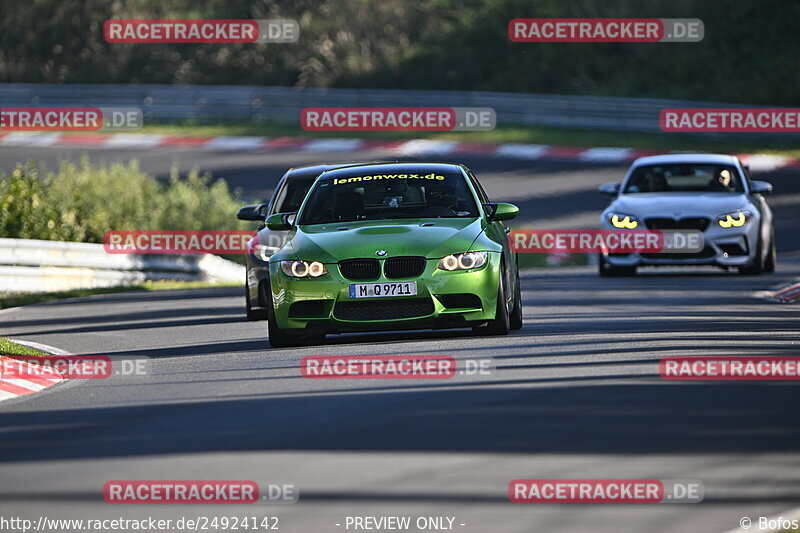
[0,238,244,293]
[0,83,781,135]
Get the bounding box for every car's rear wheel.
[598,254,637,277]
[245,283,268,321]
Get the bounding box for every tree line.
[0,0,797,104]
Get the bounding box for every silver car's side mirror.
[751,181,773,194]
[598,182,621,196]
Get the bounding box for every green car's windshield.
[298,170,479,224]
[624,164,745,193]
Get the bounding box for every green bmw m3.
[263,162,522,347]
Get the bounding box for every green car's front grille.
[339,256,427,281]
[334,298,434,321]
[339,259,380,280]
[384,256,426,279]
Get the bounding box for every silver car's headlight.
[607,212,640,229]
[717,210,752,228]
[252,244,275,262]
[438,251,488,271]
[280,260,327,278]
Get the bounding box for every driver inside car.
[422,185,457,216]
[709,168,734,191]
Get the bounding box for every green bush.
[0,159,247,242]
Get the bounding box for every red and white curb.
[1,132,798,171]
[766,281,800,303]
[0,339,69,402]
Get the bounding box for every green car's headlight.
[608,212,639,229]
[438,251,488,271]
[280,260,327,278]
[717,210,751,228]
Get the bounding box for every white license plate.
[349,281,417,298]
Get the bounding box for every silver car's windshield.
[624,164,745,194]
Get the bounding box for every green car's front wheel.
[266,282,326,348]
[267,307,295,348]
[266,281,300,348]
[509,269,523,331]
[474,266,511,336]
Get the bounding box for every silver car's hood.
[610,193,750,217]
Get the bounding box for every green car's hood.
[284,218,486,262]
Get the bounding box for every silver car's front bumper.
[601,222,759,267]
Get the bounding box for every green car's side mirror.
[486,202,519,222]
[266,212,296,231]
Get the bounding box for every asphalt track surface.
[0,145,799,533]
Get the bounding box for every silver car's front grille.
[644,217,711,231]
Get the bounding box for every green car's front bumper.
[268,252,502,334]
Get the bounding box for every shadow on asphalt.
[0,380,799,467]
[0,244,798,476]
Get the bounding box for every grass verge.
[132,121,800,158]
[0,280,240,310]
[0,338,45,356]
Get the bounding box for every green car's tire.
[267,312,295,348]
[266,283,299,348]
[476,269,511,336]
[509,269,523,331]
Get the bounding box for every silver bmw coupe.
[598,153,775,276]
